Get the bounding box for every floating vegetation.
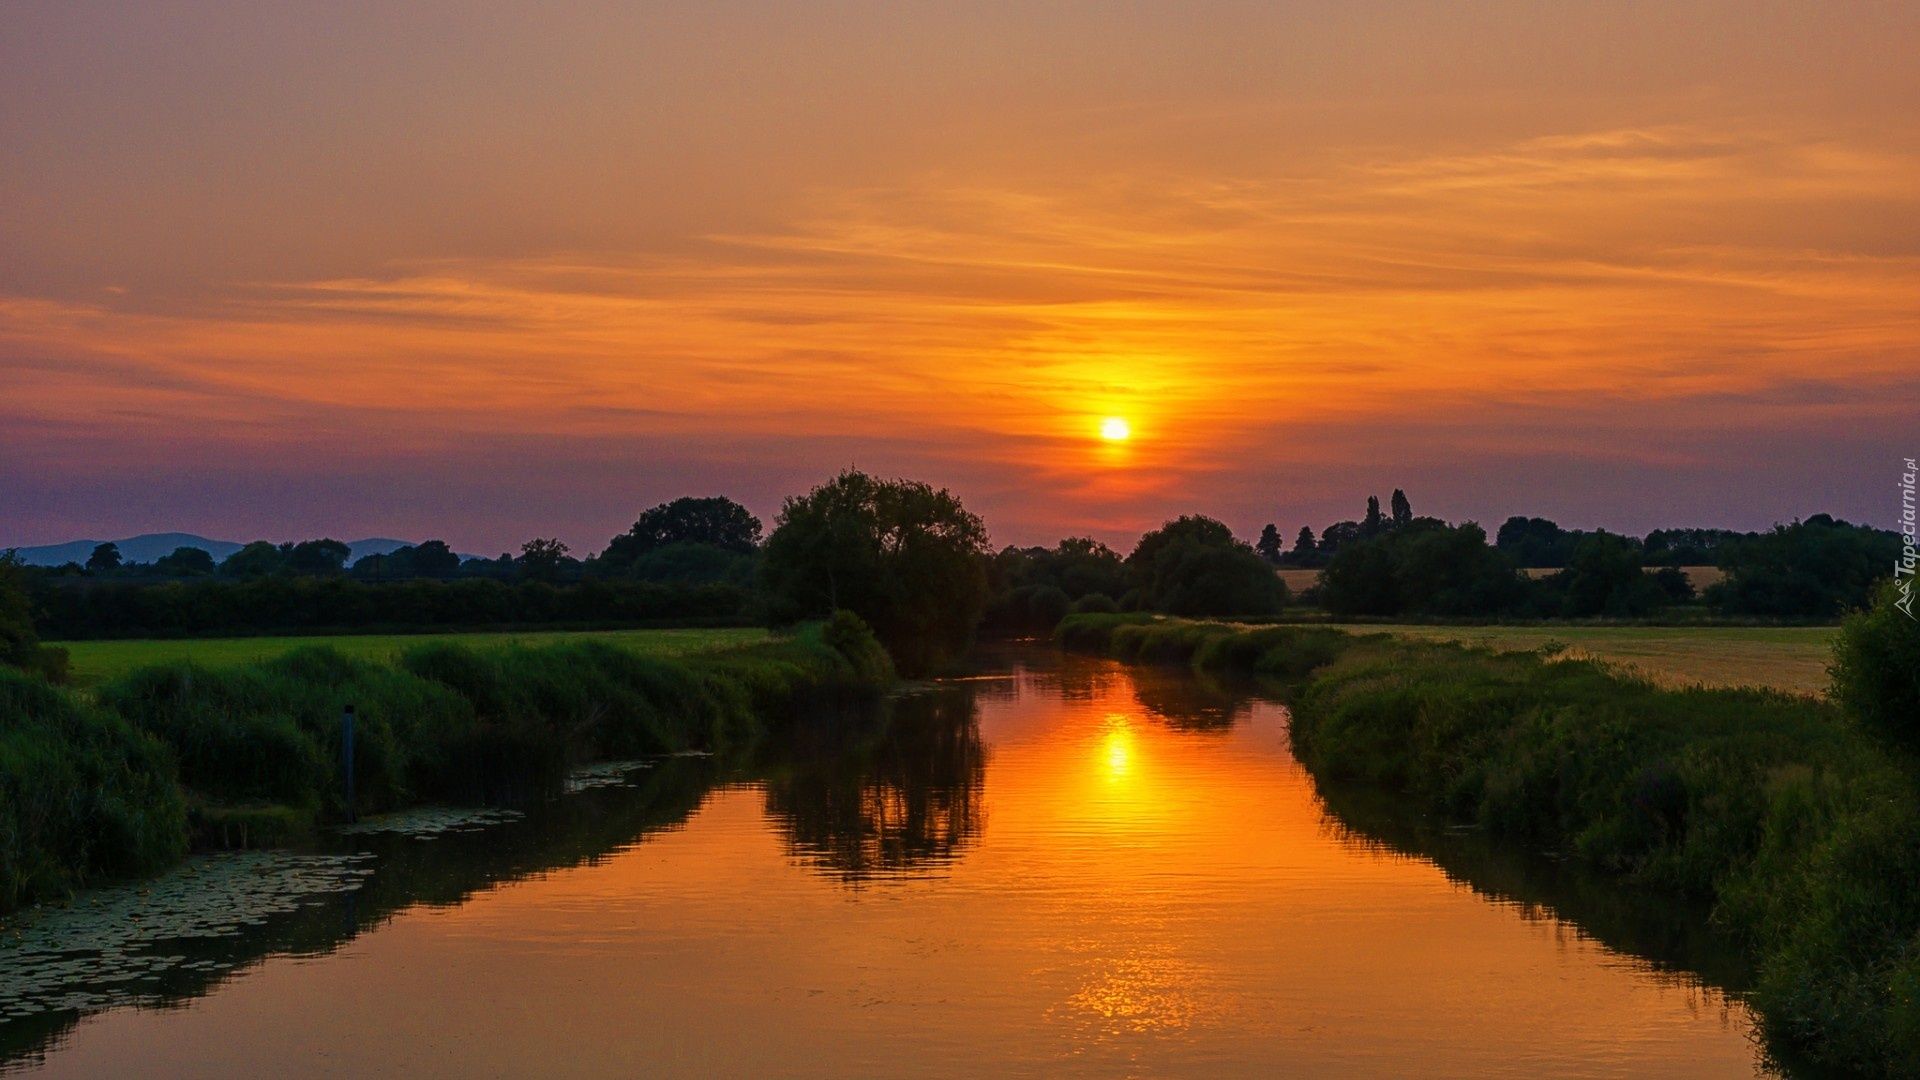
[563,760,654,794]
[335,806,524,838]
[0,851,373,1025]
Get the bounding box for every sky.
[3,1,1917,555]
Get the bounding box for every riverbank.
[0,616,893,915]
[1055,612,1920,1077]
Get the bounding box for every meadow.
[54,627,770,687]
[1354,623,1835,696]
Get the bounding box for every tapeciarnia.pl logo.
[1898,457,1917,619]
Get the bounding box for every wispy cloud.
[4,121,1915,545]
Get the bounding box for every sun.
[1100,417,1131,441]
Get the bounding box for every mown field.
[1358,624,1836,696]
[1277,565,1726,593]
[54,627,771,687]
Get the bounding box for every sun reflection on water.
[1101,715,1135,781]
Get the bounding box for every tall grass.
[1054,608,1920,1076]
[0,668,186,910]
[0,619,891,914]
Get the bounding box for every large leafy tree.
[1320,519,1528,616]
[284,539,351,575]
[1708,515,1899,617]
[603,497,763,565]
[760,470,990,675]
[154,546,216,576]
[1126,515,1286,616]
[86,542,122,572]
[220,541,285,578]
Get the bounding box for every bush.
[1831,579,1920,755]
[0,668,186,910]
[1070,593,1118,615]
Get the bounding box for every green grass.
[1,618,891,915]
[54,628,770,688]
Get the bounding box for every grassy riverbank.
[53,627,771,688]
[1,617,892,914]
[1056,610,1920,1076]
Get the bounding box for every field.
[54,627,770,687]
[1278,565,1725,593]
[1348,623,1835,696]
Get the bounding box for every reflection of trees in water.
[763,686,987,883]
[0,757,722,1069]
[1130,670,1255,731]
[1306,774,1827,1078]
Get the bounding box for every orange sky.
[3,2,1916,551]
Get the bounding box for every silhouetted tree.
[284,539,351,575]
[1292,526,1316,560]
[1555,532,1668,617]
[410,540,462,576]
[86,543,122,572]
[1495,516,1580,568]
[1127,515,1286,616]
[517,538,572,582]
[1256,523,1283,564]
[154,547,216,576]
[1321,520,1527,616]
[603,497,763,566]
[220,541,285,578]
[1363,496,1384,537]
[982,537,1130,632]
[760,470,990,675]
[0,552,67,681]
[1391,489,1412,529]
[1707,516,1899,617]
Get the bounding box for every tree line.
[4,473,1905,678]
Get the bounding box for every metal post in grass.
[342,704,357,823]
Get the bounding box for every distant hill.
[6,534,475,567]
[7,533,246,567]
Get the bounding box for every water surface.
[2,649,1778,1077]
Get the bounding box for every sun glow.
[1100,417,1131,442]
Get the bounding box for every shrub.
[1831,578,1920,755]
[0,668,186,910]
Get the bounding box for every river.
[0,647,1784,1077]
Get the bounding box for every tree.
[1291,526,1316,562]
[518,538,572,582]
[1256,523,1283,564]
[1708,516,1898,618]
[1495,516,1578,568]
[1831,579,1920,754]
[1321,520,1527,617]
[1363,496,1384,537]
[410,540,462,576]
[221,541,286,578]
[603,497,763,566]
[1390,489,1412,529]
[86,542,122,572]
[154,546,216,576]
[0,552,66,681]
[760,470,990,675]
[284,539,350,575]
[1554,532,1671,617]
[1127,515,1286,616]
